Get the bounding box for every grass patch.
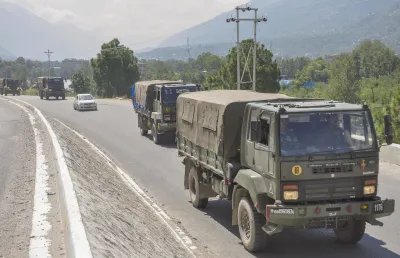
[22,88,39,96]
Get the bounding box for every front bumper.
[47,91,65,96]
[79,104,97,110]
[266,198,395,228]
[157,122,176,133]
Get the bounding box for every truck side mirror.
[384,114,394,145]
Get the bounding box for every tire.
[13,93,15,96]
[46,94,49,100]
[5,93,7,96]
[188,166,208,208]
[334,219,366,244]
[40,93,43,99]
[17,92,20,96]
[140,127,148,136]
[152,123,161,144]
[56,96,59,100]
[62,95,65,100]
[238,196,268,252]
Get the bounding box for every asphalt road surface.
[14,95,400,258]
[0,100,36,257]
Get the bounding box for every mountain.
[0,44,15,60]
[0,3,103,61]
[148,0,400,58]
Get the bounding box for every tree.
[214,39,280,92]
[71,71,91,94]
[290,58,329,87]
[390,91,400,143]
[352,40,399,79]
[91,38,140,98]
[325,54,360,103]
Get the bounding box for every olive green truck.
[133,80,200,144]
[176,90,395,252]
[0,78,21,96]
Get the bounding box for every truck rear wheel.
[152,123,161,144]
[140,127,148,136]
[188,167,208,208]
[238,197,268,252]
[334,219,366,244]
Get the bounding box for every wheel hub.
[240,209,251,240]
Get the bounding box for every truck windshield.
[8,80,18,86]
[279,111,376,156]
[162,87,198,104]
[48,78,64,87]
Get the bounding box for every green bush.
[22,88,39,96]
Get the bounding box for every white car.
[73,94,98,111]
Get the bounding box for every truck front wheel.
[238,197,268,252]
[188,167,208,208]
[334,219,365,244]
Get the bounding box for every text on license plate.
[373,202,384,213]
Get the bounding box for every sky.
[3,0,248,49]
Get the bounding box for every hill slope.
[144,0,400,59]
[0,44,15,60]
[0,3,102,60]
[161,0,400,47]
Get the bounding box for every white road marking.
[4,97,93,258]
[9,102,53,258]
[53,118,198,257]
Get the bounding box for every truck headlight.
[363,179,376,195]
[283,185,299,200]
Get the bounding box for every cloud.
[2,0,248,47]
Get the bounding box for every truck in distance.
[133,80,200,144]
[37,77,66,100]
[0,78,22,96]
[176,90,395,252]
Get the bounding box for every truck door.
[254,112,275,178]
[153,87,162,113]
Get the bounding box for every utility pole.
[44,49,53,77]
[187,37,192,61]
[227,6,267,91]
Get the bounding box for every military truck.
[0,78,21,96]
[37,77,66,100]
[176,90,395,252]
[133,80,200,144]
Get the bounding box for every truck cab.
[0,78,21,96]
[233,100,395,251]
[134,81,200,144]
[37,77,66,100]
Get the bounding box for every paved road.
[14,95,400,258]
[0,100,36,257]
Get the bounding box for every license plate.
[373,201,384,213]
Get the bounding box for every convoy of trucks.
[37,76,66,100]
[0,78,22,96]
[132,80,201,144]
[173,89,395,252]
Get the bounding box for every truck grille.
[305,181,357,200]
[283,178,364,202]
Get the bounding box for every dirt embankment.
[49,119,194,258]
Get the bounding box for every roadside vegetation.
[0,38,398,141]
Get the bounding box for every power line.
[44,49,53,77]
[227,6,268,91]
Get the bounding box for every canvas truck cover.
[134,80,181,110]
[177,90,293,160]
